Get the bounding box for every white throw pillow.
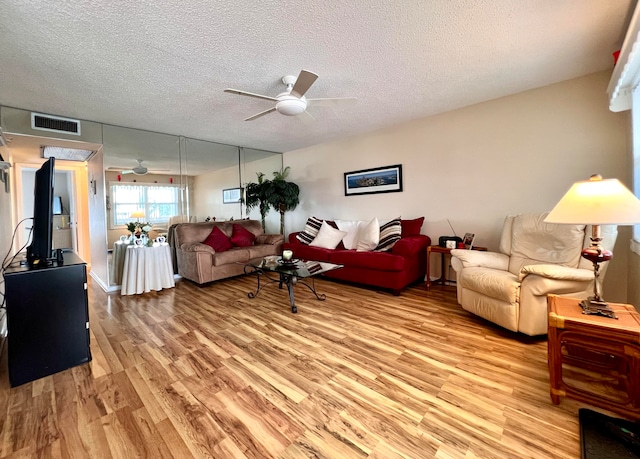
[335,219,362,250]
[309,221,347,249]
[356,217,380,251]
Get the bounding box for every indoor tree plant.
[265,166,300,235]
[245,172,271,232]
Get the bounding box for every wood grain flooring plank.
[124,365,169,425]
[0,276,591,457]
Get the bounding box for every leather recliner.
[450,212,617,336]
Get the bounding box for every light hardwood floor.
[0,276,590,458]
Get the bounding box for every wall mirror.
[103,126,282,287]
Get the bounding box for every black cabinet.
[4,252,91,386]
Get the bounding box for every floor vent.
[31,113,81,136]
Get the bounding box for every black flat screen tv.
[27,157,55,268]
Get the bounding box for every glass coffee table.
[243,257,343,313]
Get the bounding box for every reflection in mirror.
[103,125,181,286]
[241,148,284,234]
[185,138,241,222]
[102,124,282,288]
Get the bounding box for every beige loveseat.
[450,212,617,336]
[174,220,284,284]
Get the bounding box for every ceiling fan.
[224,69,357,121]
[108,159,168,176]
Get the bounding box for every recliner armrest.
[450,249,509,271]
[518,264,593,282]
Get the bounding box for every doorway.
[17,167,78,254]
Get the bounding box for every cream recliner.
[450,212,617,336]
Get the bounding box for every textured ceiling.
[0,0,634,154]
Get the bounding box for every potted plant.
[265,167,300,235]
[245,172,271,232]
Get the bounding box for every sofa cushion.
[401,217,424,237]
[289,244,334,263]
[335,220,362,250]
[356,218,380,251]
[256,234,284,245]
[330,250,405,271]
[310,221,347,249]
[247,244,279,259]
[375,217,401,252]
[296,216,323,245]
[203,226,233,252]
[230,223,256,247]
[211,247,251,266]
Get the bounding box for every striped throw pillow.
[375,217,402,251]
[296,216,323,245]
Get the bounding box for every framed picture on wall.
[344,164,403,196]
[223,187,242,204]
[463,232,475,249]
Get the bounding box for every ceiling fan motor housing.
[276,95,307,116]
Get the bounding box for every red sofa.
[283,219,431,294]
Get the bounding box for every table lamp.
[545,174,640,318]
[130,210,145,222]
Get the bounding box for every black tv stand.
[4,252,91,386]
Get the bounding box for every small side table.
[547,294,640,419]
[426,245,487,290]
[121,243,175,295]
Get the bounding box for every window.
[110,182,180,227]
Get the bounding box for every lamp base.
[580,298,618,319]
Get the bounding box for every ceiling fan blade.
[307,97,358,107]
[296,110,315,124]
[224,88,278,102]
[121,170,134,174]
[245,107,277,121]
[290,70,318,98]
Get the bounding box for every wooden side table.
[426,245,487,290]
[547,294,640,419]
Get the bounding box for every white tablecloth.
[109,241,129,285]
[121,243,175,295]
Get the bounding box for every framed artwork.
[223,187,242,204]
[344,164,403,196]
[463,232,476,249]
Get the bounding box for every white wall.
[284,71,631,301]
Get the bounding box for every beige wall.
[284,71,631,302]
[192,165,241,222]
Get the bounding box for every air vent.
[31,112,81,136]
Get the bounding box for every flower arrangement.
[126,221,153,238]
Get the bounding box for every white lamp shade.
[545,176,640,225]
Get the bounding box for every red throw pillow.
[230,223,256,247]
[401,217,424,238]
[203,226,232,252]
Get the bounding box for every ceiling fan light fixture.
[276,97,306,116]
